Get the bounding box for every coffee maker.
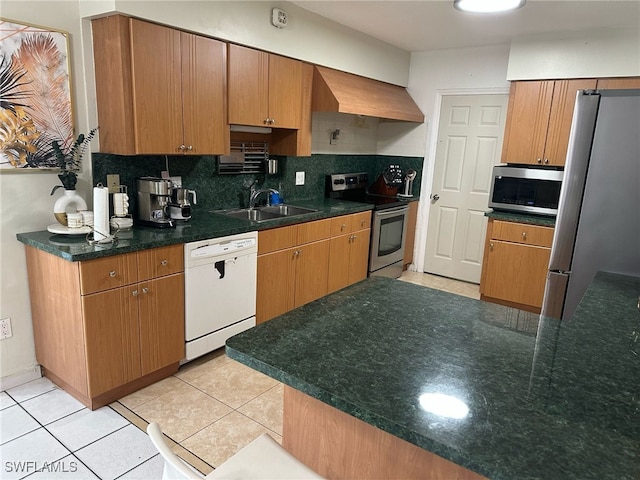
[136,177,174,228]
[169,186,197,222]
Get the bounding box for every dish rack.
[218,142,269,175]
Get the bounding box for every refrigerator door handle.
[548,92,601,272]
[541,271,570,319]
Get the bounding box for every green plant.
[50,127,98,192]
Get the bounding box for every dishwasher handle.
[214,258,238,279]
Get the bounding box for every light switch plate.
[295,171,305,185]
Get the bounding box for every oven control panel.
[328,173,368,191]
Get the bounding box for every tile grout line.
[2,390,101,480]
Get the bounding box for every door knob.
[431,193,440,202]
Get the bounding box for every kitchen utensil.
[399,169,417,198]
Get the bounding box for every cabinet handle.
[132,290,139,296]
[544,158,549,164]
[341,223,346,231]
[490,242,494,251]
[109,271,116,278]
[536,158,542,164]
[361,220,365,227]
[522,232,527,240]
[160,260,168,266]
[142,287,149,294]
[352,234,357,241]
[187,145,193,151]
[293,250,300,257]
[178,144,186,151]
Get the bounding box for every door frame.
[413,87,510,274]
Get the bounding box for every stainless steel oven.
[326,172,410,278]
[369,204,409,278]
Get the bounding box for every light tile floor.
[0,272,479,478]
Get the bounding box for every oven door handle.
[375,205,409,217]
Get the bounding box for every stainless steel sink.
[214,204,318,222]
[260,205,318,216]
[223,209,283,221]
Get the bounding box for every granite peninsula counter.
[226,272,640,480]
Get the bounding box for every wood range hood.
[312,66,424,123]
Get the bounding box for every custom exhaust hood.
[312,66,424,123]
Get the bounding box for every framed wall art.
[0,18,74,170]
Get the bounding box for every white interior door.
[423,94,508,283]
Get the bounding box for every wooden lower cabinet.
[25,244,185,409]
[403,200,419,269]
[327,211,371,294]
[256,240,330,323]
[480,219,554,313]
[257,212,371,324]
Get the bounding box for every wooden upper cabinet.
[501,79,597,166]
[228,44,303,129]
[92,15,228,155]
[596,77,640,89]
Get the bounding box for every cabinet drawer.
[138,245,184,281]
[492,221,554,247]
[297,219,331,244]
[258,225,298,255]
[79,253,138,295]
[330,212,372,236]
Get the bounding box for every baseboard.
[0,365,42,391]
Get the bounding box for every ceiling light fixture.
[454,0,526,14]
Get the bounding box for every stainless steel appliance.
[542,89,640,320]
[136,177,174,228]
[488,165,564,216]
[169,187,197,221]
[326,172,410,278]
[184,232,258,361]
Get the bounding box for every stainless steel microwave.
[488,165,564,216]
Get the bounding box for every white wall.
[0,0,411,386]
[508,27,640,80]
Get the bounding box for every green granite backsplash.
[91,153,423,213]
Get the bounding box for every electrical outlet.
[106,174,120,193]
[0,318,12,339]
[295,171,305,186]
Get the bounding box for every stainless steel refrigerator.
[541,89,640,320]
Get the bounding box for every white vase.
[53,189,88,226]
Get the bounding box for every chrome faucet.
[249,186,280,208]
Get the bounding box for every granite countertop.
[485,210,556,227]
[226,272,640,480]
[16,199,373,261]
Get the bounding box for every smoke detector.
[271,8,288,28]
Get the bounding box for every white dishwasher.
[184,231,258,362]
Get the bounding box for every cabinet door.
[256,248,297,324]
[83,287,141,397]
[482,240,551,309]
[129,19,183,154]
[295,240,330,308]
[268,53,303,129]
[349,229,370,285]
[544,79,597,166]
[228,44,269,127]
[502,80,554,165]
[181,32,229,155]
[327,234,351,294]
[139,274,185,375]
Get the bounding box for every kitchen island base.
[283,386,486,480]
